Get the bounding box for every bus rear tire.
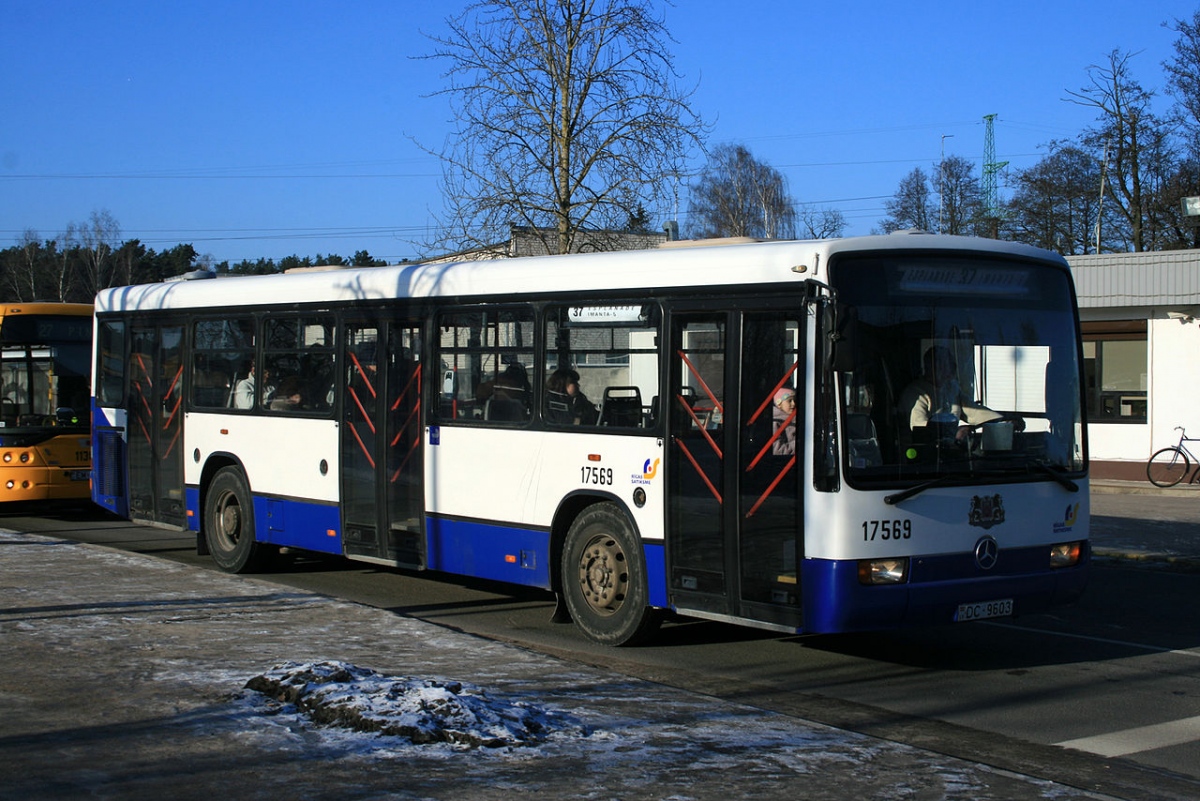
[562,502,660,646]
[205,467,268,573]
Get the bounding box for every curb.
[1091,547,1200,573]
[1091,478,1200,497]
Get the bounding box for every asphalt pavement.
[1091,479,1200,569]
[1,481,1197,801]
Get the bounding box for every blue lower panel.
[92,424,128,519]
[254,496,343,555]
[801,544,1090,634]
[185,487,343,554]
[426,517,551,588]
[185,487,200,532]
[644,542,667,608]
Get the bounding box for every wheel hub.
[578,536,627,615]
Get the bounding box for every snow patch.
[238,660,587,749]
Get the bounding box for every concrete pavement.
[0,525,1160,801]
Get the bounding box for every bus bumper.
[800,542,1091,633]
[0,467,92,502]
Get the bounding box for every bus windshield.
[1,316,91,431]
[831,253,1085,486]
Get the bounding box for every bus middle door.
[341,318,425,567]
[666,309,804,631]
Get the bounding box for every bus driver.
[899,346,1017,441]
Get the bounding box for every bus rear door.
[126,323,186,527]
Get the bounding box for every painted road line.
[1055,715,1200,757]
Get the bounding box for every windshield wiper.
[884,461,1079,506]
[884,475,958,505]
[1029,461,1079,492]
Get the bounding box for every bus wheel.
[205,467,266,573]
[562,503,660,646]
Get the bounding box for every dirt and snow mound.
[241,660,584,749]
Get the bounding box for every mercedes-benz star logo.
[974,536,999,570]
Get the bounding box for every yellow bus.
[0,303,93,501]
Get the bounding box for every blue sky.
[1,1,1196,265]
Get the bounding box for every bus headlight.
[2,452,10,462]
[19,452,29,463]
[1050,541,1083,568]
[858,557,909,585]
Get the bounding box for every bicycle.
[1146,426,1200,487]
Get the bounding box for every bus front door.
[667,310,804,631]
[341,319,425,566]
[126,324,186,527]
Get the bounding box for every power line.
[0,172,440,180]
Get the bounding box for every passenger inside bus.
[269,376,304,411]
[233,363,273,409]
[772,387,797,455]
[545,367,597,425]
[478,362,531,421]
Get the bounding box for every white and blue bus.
[91,234,1088,645]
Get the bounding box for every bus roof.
[94,234,1067,314]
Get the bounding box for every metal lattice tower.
[982,114,1008,219]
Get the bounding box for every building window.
[1081,320,1146,422]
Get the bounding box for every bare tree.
[7,230,43,301]
[879,168,934,233]
[935,155,984,236]
[1066,50,1163,251]
[76,209,121,295]
[1163,10,1200,158]
[1004,142,1109,254]
[687,143,796,239]
[423,0,703,256]
[1149,157,1200,250]
[50,222,79,302]
[796,205,845,240]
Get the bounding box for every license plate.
[955,598,1013,622]
[68,470,89,481]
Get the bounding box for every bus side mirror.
[830,306,858,373]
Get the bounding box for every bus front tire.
[204,467,268,573]
[562,502,660,646]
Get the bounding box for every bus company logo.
[1054,502,1081,534]
[968,494,1005,530]
[632,458,660,485]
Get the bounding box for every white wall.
[1148,315,1200,453]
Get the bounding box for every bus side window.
[543,303,659,431]
[261,315,335,415]
[434,307,534,425]
[190,317,254,411]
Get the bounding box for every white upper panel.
[95,234,1065,314]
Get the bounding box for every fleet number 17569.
[862,519,913,541]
